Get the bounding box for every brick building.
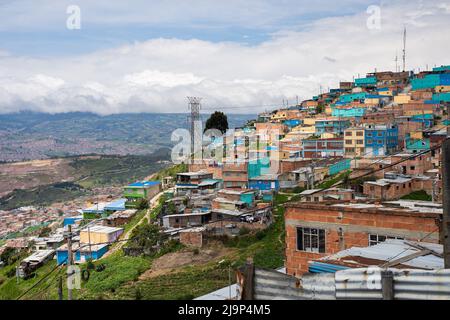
[284,200,442,276]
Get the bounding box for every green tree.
[204,111,229,134]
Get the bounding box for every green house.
[123,181,161,208]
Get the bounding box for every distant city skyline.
[0,0,449,114]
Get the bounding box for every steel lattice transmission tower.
[187,96,202,159]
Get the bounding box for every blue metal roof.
[309,261,350,273]
[127,181,160,188]
[104,198,127,211]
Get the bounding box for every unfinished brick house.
[298,188,355,202]
[284,200,442,276]
[222,161,248,189]
[363,175,433,200]
[390,153,433,175]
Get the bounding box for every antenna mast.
[402,27,406,72]
[187,96,202,159]
[395,52,398,72]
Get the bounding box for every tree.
[204,111,229,134]
[38,226,52,237]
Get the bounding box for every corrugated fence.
[239,266,450,300]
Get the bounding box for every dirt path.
[102,191,164,258]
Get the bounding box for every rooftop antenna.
[395,52,398,72]
[402,26,407,72]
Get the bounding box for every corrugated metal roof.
[314,239,443,270]
[194,284,238,300]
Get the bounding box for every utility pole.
[443,135,450,268]
[58,276,63,300]
[65,225,74,300]
[432,176,438,203]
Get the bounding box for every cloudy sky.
[0,0,449,115]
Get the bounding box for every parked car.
[240,214,254,223]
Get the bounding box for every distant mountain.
[0,112,255,162]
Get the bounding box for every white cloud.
[0,0,449,115]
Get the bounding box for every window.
[356,131,363,136]
[357,140,364,145]
[345,131,352,136]
[297,227,325,253]
[367,139,373,144]
[410,166,415,171]
[369,234,404,246]
[345,140,352,145]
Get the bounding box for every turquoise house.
[328,159,351,176]
[354,77,377,87]
[433,92,450,102]
[338,92,367,103]
[240,191,255,205]
[405,135,430,152]
[433,65,450,72]
[411,74,450,90]
[248,158,271,179]
[331,107,366,118]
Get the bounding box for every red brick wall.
[179,231,203,247]
[284,205,440,276]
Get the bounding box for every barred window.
[297,227,325,253]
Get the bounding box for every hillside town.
[1,63,450,300]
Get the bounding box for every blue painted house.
[283,119,303,128]
[315,119,351,135]
[364,124,398,156]
[249,174,280,191]
[56,243,109,265]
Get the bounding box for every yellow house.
[378,89,393,96]
[410,131,423,140]
[320,132,337,139]
[344,127,365,157]
[292,125,315,134]
[394,94,411,104]
[435,85,450,93]
[272,150,291,160]
[325,106,333,115]
[364,97,380,105]
[302,118,317,126]
[80,225,124,244]
[271,109,287,121]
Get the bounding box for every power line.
[379,227,440,268]
[16,263,62,300]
